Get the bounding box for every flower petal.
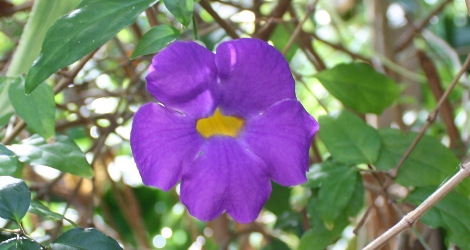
[241,99,319,186]
[215,38,296,118]
[146,41,219,118]
[180,137,271,223]
[130,103,204,191]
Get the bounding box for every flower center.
[196,109,245,138]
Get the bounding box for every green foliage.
[377,128,470,194]
[0,78,14,127]
[50,228,123,250]
[314,63,400,114]
[163,0,194,27]
[305,159,359,226]
[406,187,470,249]
[265,182,291,215]
[0,237,42,250]
[0,176,30,223]
[131,25,181,59]
[8,77,55,140]
[10,134,94,178]
[28,200,78,227]
[300,167,363,250]
[318,110,380,164]
[25,0,158,93]
[0,144,19,176]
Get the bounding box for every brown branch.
[199,0,239,39]
[254,0,292,41]
[394,0,452,53]
[364,162,470,249]
[417,50,464,152]
[390,53,470,177]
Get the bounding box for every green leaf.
[0,77,14,127]
[0,237,42,250]
[10,134,94,178]
[8,77,55,140]
[318,161,358,226]
[318,110,381,164]
[0,144,19,177]
[376,128,470,194]
[405,187,470,249]
[314,63,400,114]
[28,200,77,227]
[51,228,123,250]
[163,0,193,27]
[262,239,290,250]
[25,0,158,94]
[264,182,291,215]
[300,175,363,250]
[130,25,180,59]
[0,176,31,222]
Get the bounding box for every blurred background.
[1,0,470,249]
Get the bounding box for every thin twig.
[198,0,239,39]
[282,1,318,55]
[394,0,452,53]
[364,162,470,249]
[390,53,470,177]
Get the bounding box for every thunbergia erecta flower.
[130,38,319,223]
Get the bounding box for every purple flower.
[130,38,319,223]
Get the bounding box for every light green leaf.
[10,134,94,178]
[28,200,77,227]
[406,187,470,249]
[0,144,19,177]
[0,77,14,127]
[51,228,122,250]
[8,77,55,140]
[376,128,470,194]
[314,63,400,114]
[0,176,31,223]
[130,25,180,59]
[0,237,42,250]
[163,0,193,27]
[25,0,158,94]
[318,110,381,164]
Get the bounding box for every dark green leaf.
[300,174,363,250]
[0,176,31,222]
[0,237,42,250]
[130,25,180,59]
[0,144,19,177]
[262,239,290,250]
[51,228,122,250]
[10,134,94,178]
[264,182,291,215]
[319,161,357,226]
[318,110,381,164]
[8,77,55,140]
[314,63,400,114]
[163,0,193,27]
[25,0,158,94]
[28,200,77,227]
[376,128,470,194]
[406,187,470,249]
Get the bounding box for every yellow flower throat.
[196,109,245,138]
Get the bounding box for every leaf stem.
[192,14,199,40]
